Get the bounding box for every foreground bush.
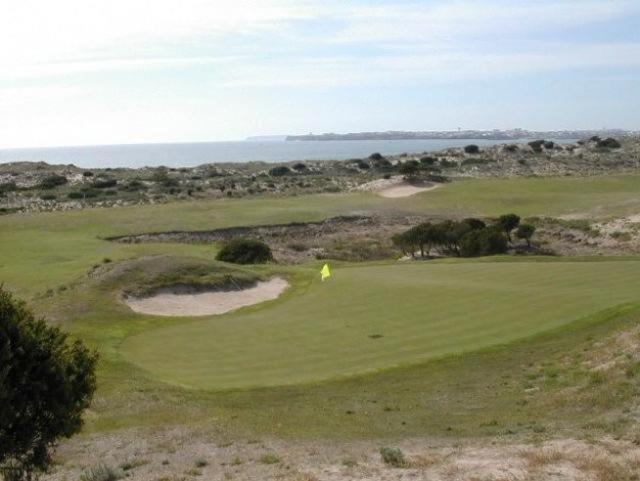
[380,447,406,468]
[216,238,273,264]
[0,288,98,479]
[79,464,124,481]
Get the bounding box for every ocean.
[0,138,577,169]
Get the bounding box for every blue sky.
[1,0,639,148]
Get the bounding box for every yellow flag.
[320,263,331,281]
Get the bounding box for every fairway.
[121,259,640,390]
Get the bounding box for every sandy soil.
[124,278,289,317]
[355,176,441,198]
[48,428,640,481]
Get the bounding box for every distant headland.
[283,128,634,141]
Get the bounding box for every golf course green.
[3,173,640,437]
[122,260,640,389]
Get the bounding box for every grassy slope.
[122,259,640,389]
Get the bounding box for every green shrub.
[380,447,406,468]
[497,213,521,241]
[369,152,383,160]
[0,286,98,478]
[39,193,56,201]
[216,238,273,264]
[259,454,280,465]
[92,178,117,189]
[79,465,124,481]
[0,181,17,193]
[459,227,508,257]
[439,159,457,168]
[516,224,536,247]
[398,161,419,178]
[597,137,621,149]
[39,174,67,189]
[528,140,545,153]
[464,144,480,154]
[292,162,307,171]
[268,166,291,177]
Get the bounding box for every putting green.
[121,260,640,390]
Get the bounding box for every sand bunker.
[378,183,439,198]
[124,277,289,317]
[356,175,440,198]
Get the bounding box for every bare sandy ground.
[48,428,640,481]
[355,176,441,198]
[124,278,289,317]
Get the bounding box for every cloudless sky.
[1,0,639,148]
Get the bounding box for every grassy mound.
[92,255,261,298]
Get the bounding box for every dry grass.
[407,452,443,468]
[519,447,564,469]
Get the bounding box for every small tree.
[216,238,273,264]
[516,223,536,247]
[464,144,480,154]
[398,161,419,179]
[497,213,521,242]
[0,288,97,480]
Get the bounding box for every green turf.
[121,260,640,389]
[3,173,640,298]
[3,174,640,438]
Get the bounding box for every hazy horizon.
[2,0,639,149]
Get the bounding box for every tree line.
[392,214,535,258]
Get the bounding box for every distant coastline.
[284,129,634,141]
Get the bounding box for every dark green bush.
[459,227,508,257]
[0,288,97,479]
[464,144,480,154]
[516,223,536,247]
[369,152,383,160]
[92,178,117,189]
[0,181,17,193]
[380,447,406,468]
[292,162,307,171]
[216,238,273,264]
[528,140,545,153]
[398,161,419,178]
[597,137,621,149]
[39,175,67,189]
[268,166,291,177]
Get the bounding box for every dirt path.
[124,278,289,317]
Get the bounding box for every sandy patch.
[355,175,440,198]
[124,277,288,317]
[49,429,640,481]
[379,183,439,198]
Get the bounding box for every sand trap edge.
[124,277,289,317]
